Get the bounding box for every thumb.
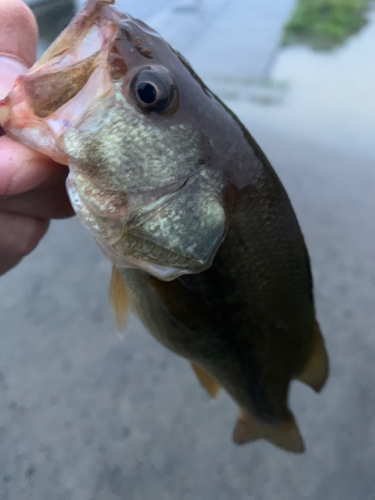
[0,0,38,98]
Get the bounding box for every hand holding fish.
[0,0,73,275]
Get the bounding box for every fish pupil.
[137,82,157,104]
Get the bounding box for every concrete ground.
[1,1,375,499]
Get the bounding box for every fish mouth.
[0,0,128,163]
[26,0,137,86]
[1,0,166,162]
[19,0,124,117]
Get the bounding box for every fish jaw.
[0,0,122,164]
[0,78,69,165]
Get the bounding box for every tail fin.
[233,409,305,453]
[298,321,329,392]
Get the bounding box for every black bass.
[0,0,328,452]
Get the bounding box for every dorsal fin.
[298,321,329,392]
[109,266,129,330]
[191,362,221,398]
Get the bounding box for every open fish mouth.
[0,0,126,163]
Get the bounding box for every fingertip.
[0,0,38,68]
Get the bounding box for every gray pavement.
[153,0,295,78]
[1,1,375,499]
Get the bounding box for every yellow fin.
[109,266,129,330]
[233,409,305,453]
[298,321,329,392]
[191,363,221,398]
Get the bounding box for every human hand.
[0,0,74,275]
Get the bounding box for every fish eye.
[131,67,178,115]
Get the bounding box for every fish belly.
[118,264,306,426]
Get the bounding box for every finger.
[0,182,74,219]
[0,210,49,260]
[0,136,69,196]
[0,56,28,100]
[0,0,38,62]
[0,0,38,98]
[0,0,38,67]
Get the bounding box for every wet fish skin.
[0,0,328,452]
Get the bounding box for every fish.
[0,0,329,453]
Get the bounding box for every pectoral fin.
[109,265,129,330]
[233,409,305,453]
[148,276,215,331]
[298,321,329,392]
[191,362,221,398]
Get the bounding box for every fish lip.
[0,96,10,128]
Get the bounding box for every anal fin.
[233,409,305,453]
[109,266,129,330]
[191,362,221,398]
[298,321,329,392]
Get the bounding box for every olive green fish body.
[0,0,328,452]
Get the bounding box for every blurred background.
[1,0,375,498]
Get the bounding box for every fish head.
[0,0,228,280]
